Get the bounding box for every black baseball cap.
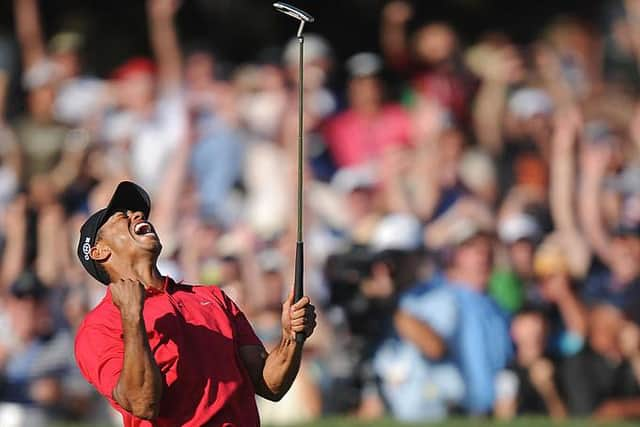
[77,181,151,285]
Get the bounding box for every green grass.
[51,417,639,427]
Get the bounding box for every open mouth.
[133,221,155,237]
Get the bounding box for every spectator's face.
[63,288,89,330]
[91,210,162,273]
[612,18,633,56]
[511,312,546,362]
[609,235,640,283]
[414,23,457,66]
[196,224,222,258]
[262,270,285,310]
[589,305,624,358]
[53,51,80,80]
[116,72,154,111]
[452,234,493,288]
[185,52,215,88]
[7,297,40,342]
[260,65,286,91]
[220,258,241,283]
[346,188,375,222]
[348,77,382,111]
[508,240,535,278]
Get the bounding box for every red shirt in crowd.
[74,277,263,427]
[323,104,412,168]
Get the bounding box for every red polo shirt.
[74,277,262,427]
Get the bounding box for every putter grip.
[294,241,305,344]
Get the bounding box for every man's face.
[7,297,39,341]
[589,305,625,358]
[509,240,535,277]
[609,235,640,283]
[117,73,154,112]
[452,234,493,289]
[414,23,456,66]
[93,210,162,266]
[348,76,382,111]
[185,52,215,88]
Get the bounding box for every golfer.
[74,181,317,427]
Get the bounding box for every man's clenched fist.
[281,289,316,341]
[111,278,146,320]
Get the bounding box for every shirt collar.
[145,276,175,296]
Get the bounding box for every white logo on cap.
[82,237,91,261]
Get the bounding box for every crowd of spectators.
[2,0,640,425]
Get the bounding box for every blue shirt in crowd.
[373,283,464,422]
[375,273,512,418]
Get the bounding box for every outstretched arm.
[147,0,182,90]
[408,97,444,220]
[13,0,46,69]
[549,108,591,277]
[394,310,446,359]
[578,142,613,265]
[239,291,316,401]
[468,44,519,155]
[1,195,27,289]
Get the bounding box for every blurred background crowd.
[2,0,640,425]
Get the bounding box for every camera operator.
[323,213,427,417]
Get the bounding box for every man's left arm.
[238,290,316,401]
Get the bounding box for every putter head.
[273,2,315,23]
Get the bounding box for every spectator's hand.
[147,0,179,19]
[382,0,413,25]
[466,44,522,84]
[452,197,494,230]
[111,278,146,320]
[529,358,555,393]
[281,288,316,341]
[619,322,640,359]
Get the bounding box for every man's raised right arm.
[111,279,163,420]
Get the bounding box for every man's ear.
[90,242,111,262]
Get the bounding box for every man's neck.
[115,261,165,290]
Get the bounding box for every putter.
[273,1,314,344]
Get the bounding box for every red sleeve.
[221,292,263,348]
[74,321,124,404]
